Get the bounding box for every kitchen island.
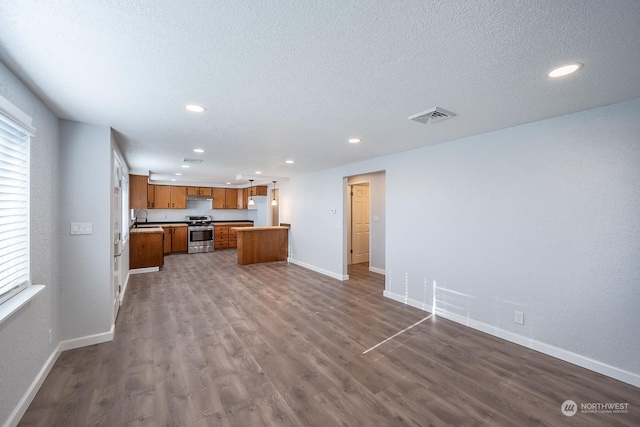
[233,226,289,265]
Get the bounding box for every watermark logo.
[561,399,630,416]
[561,400,578,417]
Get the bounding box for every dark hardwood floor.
[19,250,640,426]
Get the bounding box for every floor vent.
[183,158,203,164]
[408,107,455,124]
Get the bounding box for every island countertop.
[232,226,289,231]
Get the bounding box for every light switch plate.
[71,222,93,235]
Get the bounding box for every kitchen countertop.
[130,226,164,234]
[232,226,289,231]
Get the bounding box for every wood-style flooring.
[19,250,640,426]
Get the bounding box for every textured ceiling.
[1,0,639,185]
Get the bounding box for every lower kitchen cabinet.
[130,230,164,269]
[214,223,252,249]
[163,225,188,254]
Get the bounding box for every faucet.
[134,209,148,223]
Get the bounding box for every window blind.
[0,118,29,305]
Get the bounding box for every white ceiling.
[1,1,639,186]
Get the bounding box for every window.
[0,97,34,306]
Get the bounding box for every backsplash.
[141,200,251,222]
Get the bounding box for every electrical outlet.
[514,311,524,325]
[48,329,53,344]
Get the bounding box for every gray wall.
[0,61,62,422]
[281,98,640,383]
[59,120,112,340]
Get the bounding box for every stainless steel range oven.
[186,215,214,253]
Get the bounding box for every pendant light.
[248,179,255,206]
[271,181,278,206]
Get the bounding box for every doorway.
[348,183,370,265]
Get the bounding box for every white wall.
[0,61,62,424]
[283,98,640,385]
[59,121,112,341]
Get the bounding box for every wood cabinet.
[214,223,252,249]
[129,174,148,209]
[187,186,213,197]
[171,226,188,252]
[171,186,187,208]
[249,185,268,196]
[162,225,188,253]
[235,226,288,265]
[152,185,186,209]
[130,230,164,269]
[212,188,238,209]
[147,184,156,208]
[214,225,229,249]
[225,188,238,209]
[239,188,249,210]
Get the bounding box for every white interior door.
[112,154,122,321]
[351,185,370,264]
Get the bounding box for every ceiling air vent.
[183,158,203,164]
[408,107,455,124]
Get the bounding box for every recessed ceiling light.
[182,165,190,168]
[226,182,231,185]
[348,138,361,143]
[286,160,294,164]
[255,171,262,174]
[193,148,205,153]
[170,178,177,182]
[175,173,182,176]
[548,63,583,78]
[185,104,206,113]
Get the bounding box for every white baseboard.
[382,290,640,388]
[369,266,386,275]
[129,267,159,275]
[120,271,131,305]
[289,258,349,281]
[383,290,433,312]
[60,324,115,352]
[4,343,61,427]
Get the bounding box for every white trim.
[289,258,349,281]
[59,324,115,351]
[0,94,36,136]
[129,266,159,275]
[3,343,61,427]
[0,285,45,326]
[382,290,640,388]
[119,271,130,305]
[369,266,385,275]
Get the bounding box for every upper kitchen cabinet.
[249,185,268,196]
[151,185,187,209]
[129,174,149,209]
[187,186,213,197]
[239,188,248,210]
[147,184,156,208]
[212,188,238,209]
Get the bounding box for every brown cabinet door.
[154,185,171,208]
[255,185,268,196]
[212,188,226,209]
[147,184,156,208]
[225,188,238,209]
[171,227,188,252]
[187,186,199,196]
[163,227,171,254]
[238,188,248,209]
[171,186,187,208]
[129,175,148,209]
[199,187,213,197]
[130,233,164,269]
